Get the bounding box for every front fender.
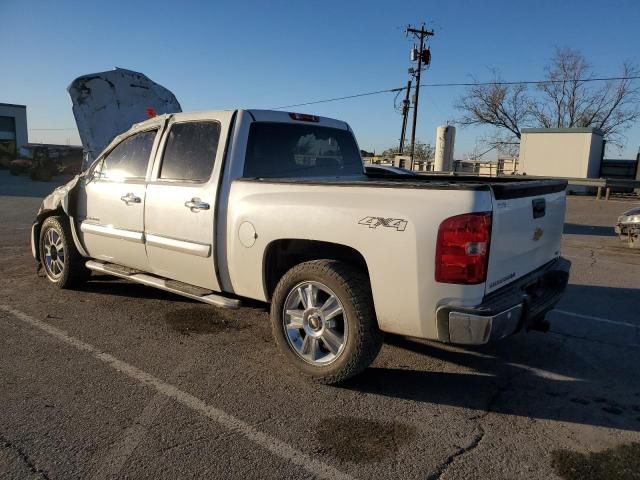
[32,174,88,261]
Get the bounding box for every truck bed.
[236,175,568,198]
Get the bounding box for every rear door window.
[159,121,221,181]
[243,123,363,178]
[98,130,157,181]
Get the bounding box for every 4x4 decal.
[358,216,408,232]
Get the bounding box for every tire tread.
[40,215,89,289]
[270,259,382,384]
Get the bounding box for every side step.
[86,260,241,309]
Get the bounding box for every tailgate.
[485,180,567,294]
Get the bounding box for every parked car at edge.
[616,206,640,248]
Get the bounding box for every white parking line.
[90,358,194,480]
[0,305,353,480]
[551,309,637,329]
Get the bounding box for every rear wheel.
[39,216,89,288]
[270,259,382,384]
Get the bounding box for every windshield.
[243,122,363,178]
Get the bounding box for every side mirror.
[83,160,103,184]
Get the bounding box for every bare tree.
[531,49,640,146]
[456,49,640,149]
[456,71,531,143]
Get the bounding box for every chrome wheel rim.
[282,281,348,365]
[43,227,65,279]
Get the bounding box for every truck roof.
[131,109,350,131]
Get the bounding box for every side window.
[99,130,157,181]
[159,121,221,181]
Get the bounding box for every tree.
[456,72,530,143]
[531,49,640,147]
[382,140,434,160]
[456,49,640,149]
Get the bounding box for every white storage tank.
[434,125,455,171]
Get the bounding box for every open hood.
[68,68,181,165]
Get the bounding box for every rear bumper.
[436,257,571,345]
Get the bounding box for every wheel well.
[263,239,369,300]
[33,208,64,260]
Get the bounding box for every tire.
[39,216,89,288]
[270,259,382,384]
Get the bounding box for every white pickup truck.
[32,101,570,384]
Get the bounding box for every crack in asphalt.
[588,248,597,269]
[426,376,512,480]
[0,434,50,480]
[427,337,571,479]
[426,426,485,480]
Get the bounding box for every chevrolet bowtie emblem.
[533,227,544,241]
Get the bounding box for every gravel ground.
[1,171,639,480]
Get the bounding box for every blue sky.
[1,0,639,159]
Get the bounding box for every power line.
[273,87,405,110]
[27,74,640,130]
[272,75,640,110]
[423,75,640,87]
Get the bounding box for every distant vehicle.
[9,146,57,181]
[365,164,415,176]
[615,206,640,248]
[9,158,32,176]
[31,73,571,384]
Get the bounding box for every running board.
[85,260,240,309]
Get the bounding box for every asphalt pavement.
[1,170,639,480]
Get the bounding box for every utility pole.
[398,79,412,153]
[406,24,434,170]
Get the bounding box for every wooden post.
[596,186,602,200]
[605,187,611,200]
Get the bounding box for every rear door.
[78,128,160,270]
[485,181,567,293]
[144,112,234,290]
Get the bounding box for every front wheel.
[39,215,89,288]
[270,259,382,384]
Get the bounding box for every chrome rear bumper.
[436,257,570,345]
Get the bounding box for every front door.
[144,112,233,290]
[77,129,159,271]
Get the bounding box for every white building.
[0,103,28,160]
[518,127,604,178]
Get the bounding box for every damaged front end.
[615,206,640,249]
[31,174,87,269]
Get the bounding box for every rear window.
[243,122,363,178]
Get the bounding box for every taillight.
[289,112,319,122]
[435,212,492,284]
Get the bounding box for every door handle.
[120,193,141,205]
[184,198,210,211]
